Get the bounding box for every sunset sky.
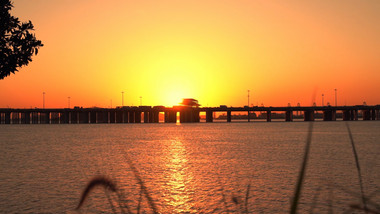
[1,0,379,108]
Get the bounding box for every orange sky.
[1,0,379,108]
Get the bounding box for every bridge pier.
[149,110,154,123]
[79,111,89,123]
[362,110,371,120]
[45,112,50,124]
[343,110,351,121]
[248,111,250,122]
[109,110,116,123]
[115,110,123,123]
[227,111,231,122]
[21,112,30,124]
[185,111,191,123]
[5,112,11,124]
[180,111,187,123]
[144,112,149,123]
[153,111,160,123]
[170,111,177,122]
[371,109,376,120]
[123,110,129,123]
[59,112,68,124]
[304,110,314,121]
[285,110,293,121]
[164,111,170,123]
[89,111,97,123]
[12,112,20,124]
[323,110,336,121]
[97,111,108,123]
[70,111,78,124]
[51,112,59,124]
[32,112,38,124]
[376,109,379,120]
[206,110,213,122]
[266,110,271,122]
[129,111,135,123]
[135,111,141,123]
[165,111,176,123]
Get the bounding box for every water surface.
[0,121,379,213]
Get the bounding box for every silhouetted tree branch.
[0,0,43,79]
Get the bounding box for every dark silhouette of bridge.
[0,105,379,124]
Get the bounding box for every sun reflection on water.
[162,138,195,213]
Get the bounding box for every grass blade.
[290,121,314,214]
[346,123,367,213]
[76,176,117,210]
[124,155,159,213]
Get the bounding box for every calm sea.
[0,121,379,213]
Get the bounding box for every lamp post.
[322,94,324,106]
[247,90,250,107]
[43,92,45,109]
[121,91,124,106]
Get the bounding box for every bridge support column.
[0,113,2,124]
[148,111,154,123]
[97,111,108,123]
[166,111,176,123]
[266,110,271,122]
[45,112,50,124]
[22,112,31,124]
[304,110,314,121]
[371,109,376,120]
[362,110,371,120]
[123,110,129,123]
[153,111,159,123]
[116,111,123,123]
[135,111,141,123]
[323,110,332,121]
[376,110,380,120]
[206,110,213,122]
[354,109,358,120]
[343,110,351,121]
[38,112,43,124]
[90,111,97,123]
[79,111,89,123]
[248,111,250,122]
[129,111,135,123]
[227,111,231,122]
[59,112,68,124]
[12,112,20,124]
[51,112,59,124]
[71,111,78,124]
[32,112,38,124]
[144,112,149,123]
[180,111,187,123]
[171,111,177,123]
[109,110,116,123]
[285,110,293,121]
[192,110,200,122]
[5,112,11,124]
[164,111,170,123]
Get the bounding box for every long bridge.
[0,105,379,124]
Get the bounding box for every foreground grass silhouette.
[76,123,379,213]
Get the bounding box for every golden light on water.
[163,139,195,213]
